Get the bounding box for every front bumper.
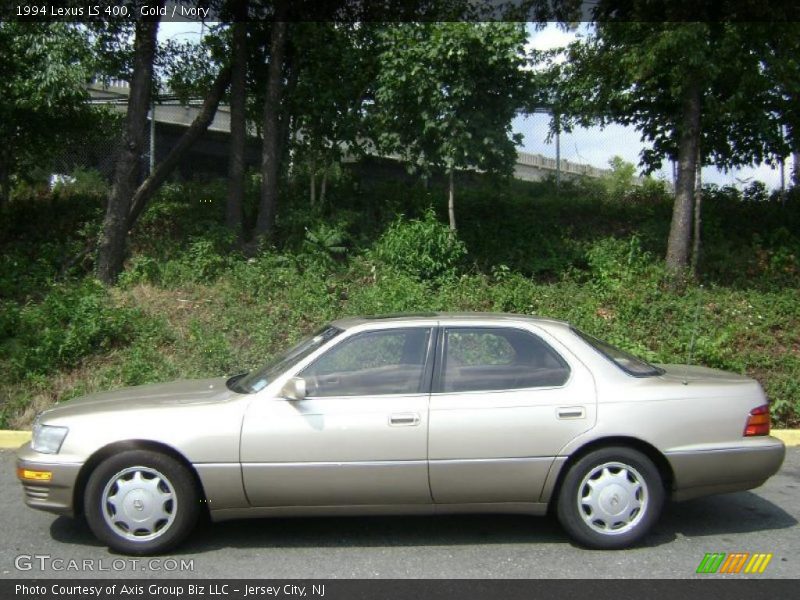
[16,443,83,516]
[666,437,786,501]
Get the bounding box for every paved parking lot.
[1,448,798,579]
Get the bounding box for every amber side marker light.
[17,468,53,482]
[744,404,770,437]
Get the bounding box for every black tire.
[84,449,200,555]
[556,446,664,549]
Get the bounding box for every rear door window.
[439,327,570,392]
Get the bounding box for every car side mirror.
[281,377,306,401]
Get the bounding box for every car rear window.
[572,328,664,377]
[440,327,570,392]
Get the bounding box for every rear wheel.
[556,446,664,549]
[84,449,200,555]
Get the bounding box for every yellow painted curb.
[0,430,31,449]
[772,430,800,447]
[1,429,798,449]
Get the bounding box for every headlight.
[31,420,69,454]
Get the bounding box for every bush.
[298,223,348,269]
[585,235,658,290]
[1,176,799,428]
[371,208,467,282]
[122,228,239,287]
[3,280,143,379]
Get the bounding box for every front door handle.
[557,406,586,419]
[389,413,420,427]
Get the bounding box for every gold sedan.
[17,313,785,555]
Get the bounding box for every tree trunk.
[0,147,10,207]
[665,78,701,272]
[126,65,232,228]
[671,160,678,192]
[448,169,456,230]
[279,65,297,162]
[320,167,328,206]
[691,152,702,275]
[253,17,288,245]
[310,168,316,206]
[96,16,160,284]
[793,150,800,187]
[226,2,248,235]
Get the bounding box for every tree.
[226,0,249,234]
[0,23,96,205]
[96,17,160,283]
[287,22,381,207]
[97,4,232,283]
[757,21,800,187]
[548,11,793,272]
[373,22,529,230]
[252,8,288,246]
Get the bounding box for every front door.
[240,325,435,507]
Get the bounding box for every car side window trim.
[299,326,437,398]
[420,325,439,395]
[432,325,572,394]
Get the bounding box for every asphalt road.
[1,449,798,579]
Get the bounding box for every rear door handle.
[557,406,586,419]
[389,413,420,427]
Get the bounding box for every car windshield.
[227,325,343,394]
[572,328,664,377]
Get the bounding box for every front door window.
[301,328,432,397]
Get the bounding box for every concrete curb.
[1,429,799,450]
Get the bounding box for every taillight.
[744,404,770,436]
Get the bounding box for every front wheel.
[84,449,200,555]
[556,447,664,549]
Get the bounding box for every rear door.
[428,323,596,504]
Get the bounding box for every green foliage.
[300,224,348,268]
[288,23,379,176]
[547,18,794,171]
[51,168,109,199]
[602,156,637,198]
[122,233,238,288]
[373,22,528,178]
[743,181,770,203]
[187,319,235,375]
[135,180,230,256]
[0,191,104,300]
[1,178,799,428]
[0,23,102,195]
[1,280,142,379]
[585,236,658,290]
[371,209,467,282]
[345,267,435,316]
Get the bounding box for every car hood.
[655,364,754,384]
[41,377,236,421]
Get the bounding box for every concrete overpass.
[87,79,627,184]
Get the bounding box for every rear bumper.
[16,443,82,517]
[666,437,786,502]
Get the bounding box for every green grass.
[1,173,798,428]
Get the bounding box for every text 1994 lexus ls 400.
[16,313,785,554]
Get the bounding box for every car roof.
[330,312,570,330]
